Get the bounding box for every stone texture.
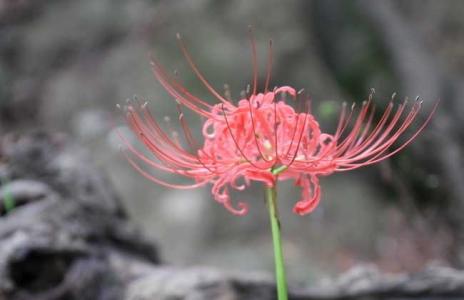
[0,131,159,300]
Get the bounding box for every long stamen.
[336,99,438,170]
[150,57,214,114]
[127,103,229,173]
[176,33,232,106]
[347,99,374,151]
[355,102,376,145]
[283,91,305,159]
[248,26,259,96]
[138,105,205,163]
[334,101,371,155]
[126,104,240,179]
[124,115,201,171]
[352,99,410,157]
[118,128,189,175]
[176,104,219,174]
[334,102,357,141]
[265,39,273,93]
[221,104,268,169]
[247,98,272,163]
[356,100,421,159]
[334,102,348,138]
[274,101,279,161]
[283,98,311,169]
[340,100,395,158]
[359,99,433,164]
[121,129,217,179]
[127,112,197,170]
[123,150,210,189]
[342,100,395,156]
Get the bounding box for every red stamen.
[248,26,259,96]
[176,34,233,106]
[221,104,269,170]
[265,39,273,93]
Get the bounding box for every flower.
[120,34,436,216]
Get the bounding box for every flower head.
[121,33,436,216]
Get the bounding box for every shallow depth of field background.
[1,0,463,284]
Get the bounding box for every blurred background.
[1,0,463,285]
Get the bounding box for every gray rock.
[0,131,159,300]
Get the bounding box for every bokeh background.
[1,0,463,284]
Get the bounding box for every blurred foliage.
[312,1,396,101]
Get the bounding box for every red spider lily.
[120,33,437,216]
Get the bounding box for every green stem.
[265,185,288,300]
[1,178,15,214]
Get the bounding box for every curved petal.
[292,175,321,215]
[275,86,296,97]
[224,200,249,216]
[211,176,249,216]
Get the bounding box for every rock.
[0,131,159,300]
[125,267,275,300]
